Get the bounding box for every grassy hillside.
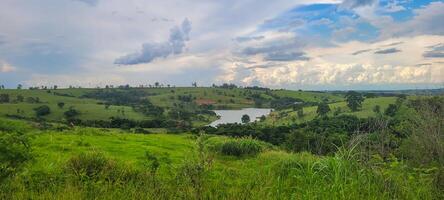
[263,97,397,125]
[0,87,343,126]
[1,121,440,199]
[0,89,147,121]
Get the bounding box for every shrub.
[34,105,51,117]
[207,137,266,157]
[0,119,32,182]
[64,107,79,119]
[64,152,133,182]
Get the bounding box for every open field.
[263,97,397,125]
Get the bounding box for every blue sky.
[0,0,443,90]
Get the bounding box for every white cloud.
[0,61,16,73]
[218,35,444,88]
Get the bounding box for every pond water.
[209,108,272,127]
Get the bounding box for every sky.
[0,0,443,90]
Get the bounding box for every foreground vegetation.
[1,124,442,199]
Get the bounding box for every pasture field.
[263,97,397,125]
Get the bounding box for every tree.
[0,123,32,181]
[17,84,22,90]
[192,82,197,87]
[345,91,364,112]
[34,105,51,117]
[316,102,330,116]
[53,85,58,90]
[297,109,304,118]
[0,94,10,103]
[154,82,159,88]
[259,115,266,122]
[373,105,381,114]
[64,107,79,119]
[16,95,24,102]
[241,114,250,123]
[57,102,65,109]
[384,104,398,117]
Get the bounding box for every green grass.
[0,89,147,121]
[264,97,397,125]
[0,126,438,199]
[0,115,441,200]
[29,129,194,172]
[271,90,344,103]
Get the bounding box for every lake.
[209,108,272,127]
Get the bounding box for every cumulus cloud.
[0,61,16,73]
[114,18,191,65]
[374,48,401,54]
[219,35,444,88]
[340,0,377,9]
[72,0,99,6]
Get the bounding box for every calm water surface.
[209,108,272,127]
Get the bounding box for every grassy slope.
[271,90,344,103]
[264,97,397,125]
[9,127,436,199]
[30,130,194,171]
[0,89,146,121]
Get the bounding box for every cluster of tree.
[177,94,195,102]
[211,83,238,89]
[34,105,51,117]
[270,97,304,110]
[0,94,41,104]
[0,94,10,103]
[69,117,192,130]
[82,89,155,105]
[27,85,58,90]
[244,86,270,91]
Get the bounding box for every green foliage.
[373,105,381,114]
[0,119,32,182]
[241,114,250,123]
[206,137,266,157]
[316,102,331,116]
[0,94,9,103]
[34,105,51,117]
[384,104,398,117]
[345,91,365,112]
[57,102,65,109]
[16,95,24,102]
[64,107,80,119]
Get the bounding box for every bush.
[0,119,32,182]
[34,105,51,117]
[64,107,79,119]
[206,137,266,157]
[64,152,133,182]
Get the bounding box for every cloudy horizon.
[0,0,443,90]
